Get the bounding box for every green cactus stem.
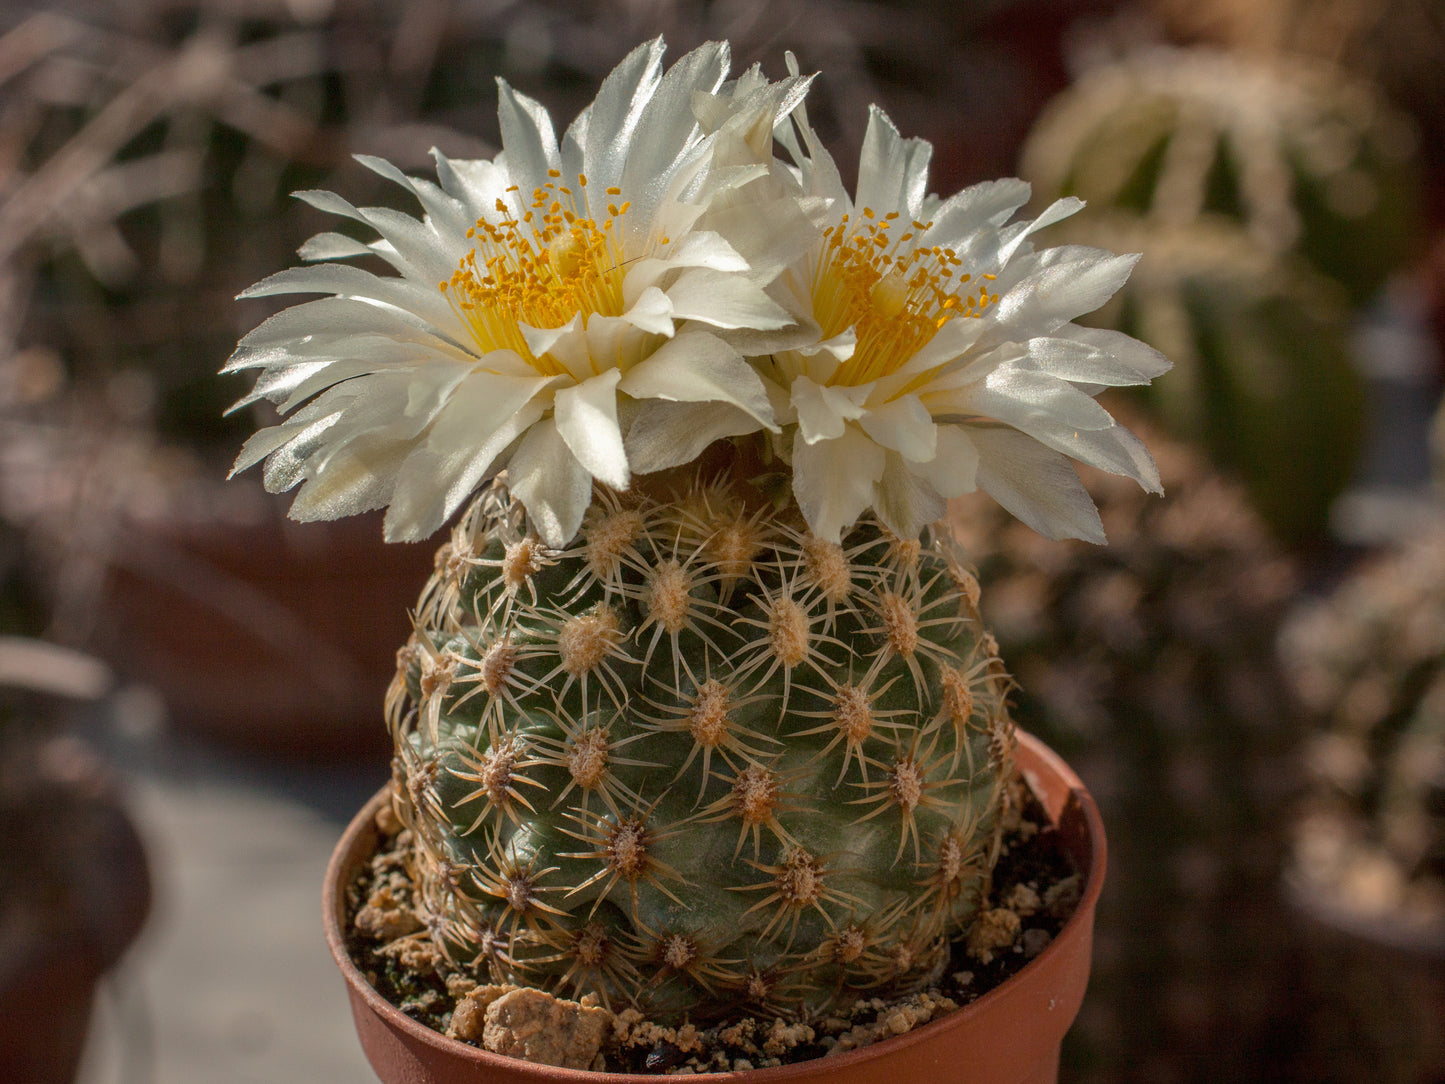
[385,470,1017,1024]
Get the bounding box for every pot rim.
[322,729,1106,1081]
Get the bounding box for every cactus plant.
[1278,529,1445,1083]
[226,39,1169,1034]
[1282,531,1445,937]
[386,467,1015,1021]
[1021,46,1421,308]
[1019,46,1425,545]
[951,419,1305,1082]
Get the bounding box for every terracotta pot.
[0,738,152,1084]
[1282,873,1445,1081]
[95,493,432,762]
[323,730,1104,1084]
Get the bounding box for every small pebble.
[1022,927,1053,959]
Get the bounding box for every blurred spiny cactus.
[1020,47,1425,545]
[1021,46,1421,306]
[1278,531,1445,1083]
[386,470,1015,1022]
[1283,532,1445,937]
[951,422,1304,1082]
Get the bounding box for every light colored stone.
[481,986,613,1069]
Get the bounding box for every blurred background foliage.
[1,0,1444,1082]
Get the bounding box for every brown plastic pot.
[322,730,1105,1084]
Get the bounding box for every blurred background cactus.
[1278,531,1445,1082]
[950,419,1307,1081]
[1020,45,1425,547]
[1283,531,1445,942]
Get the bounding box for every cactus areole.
[228,36,1165,1075]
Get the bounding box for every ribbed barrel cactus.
[225,39,1169,1028]
[387,470,1012,1019]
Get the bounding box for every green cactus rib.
[385,477,1017,1022]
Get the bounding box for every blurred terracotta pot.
[95,492,432,761]
[0,736,151,1084]
[321,730,1105,1084]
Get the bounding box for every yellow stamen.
[811,210,997,387]
[439,173,631,376]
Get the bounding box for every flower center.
[440,171,632,375]
[812,208,997,387]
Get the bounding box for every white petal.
[791,374,870,444]
[275,356,410,413]
[230,361,334,411]
[971,368,1117,434]
[620,41,729,220]
[1053,324,1172,382]
[912,425,980,499]
[497,80,559,189]
[996,197,1084,263]
[873,451,946,540]
[292,190,453,285]
[355,154,473,240]
[621,286,676,337]
[792,425,886,542]
[582,314,640,376]
[288,437,407,522]
[298,232,374,261]
[692,195,821,281]
[519,315,584,367]
[507,418,594,546]
[1022,336,1159,387]
[231,410,340,479]
[623,231,751,299]
[554,369,629,489]
[384,379,550,540]
[1037,422,1163,494]
[855,105,932,220]
[663,268,795,330]
[990,247,1139,338]
[240,264,459,335]
[857,394,936,462]
[970,427,1105,543]
[581,38,666,193]
[618,331,774,426]
[625,400,762,474]
[228,297,460,361]
[920,178,1032,248]
[431,149,509,224]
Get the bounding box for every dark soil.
[344,777,1080,1074]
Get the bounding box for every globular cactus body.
[387,475,1014,1022]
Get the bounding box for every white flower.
[226,40,812,546]
[762,97,1172,543]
